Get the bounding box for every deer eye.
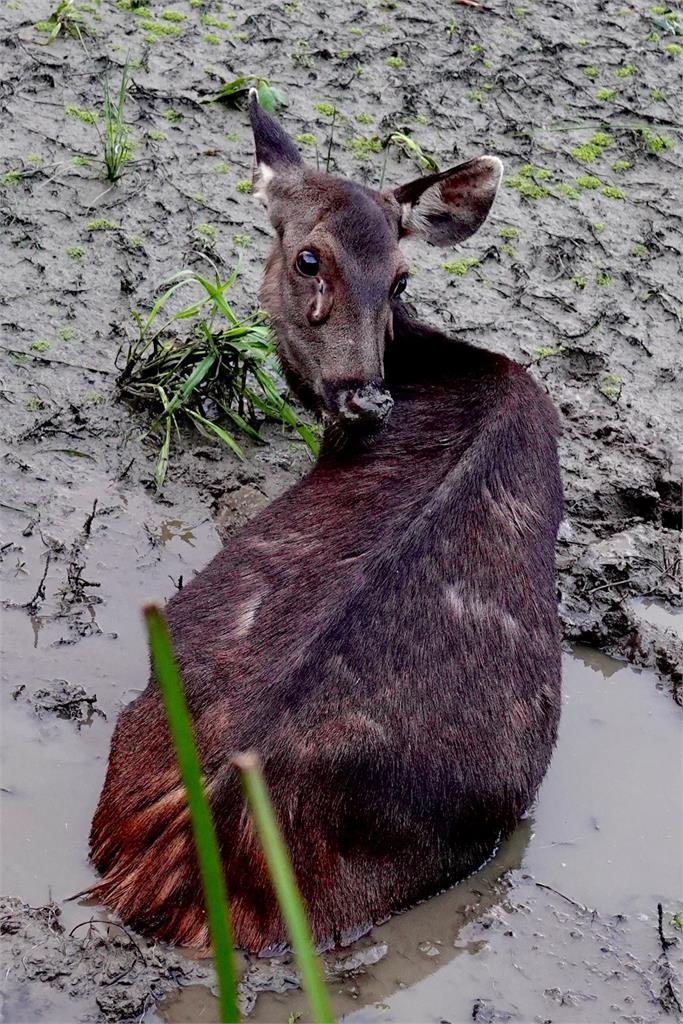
[392,273,408,297]
[295,251,320,277]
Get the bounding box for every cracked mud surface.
[1,0,681,1020]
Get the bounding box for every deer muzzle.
[334,383,394,428]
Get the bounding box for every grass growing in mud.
[100,62,131,182]
[144,603,334,1024]
[117,263,318,488]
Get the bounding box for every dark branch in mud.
[535,882,595,916]
[23,552,50,616]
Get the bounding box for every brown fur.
[89,101,563,953]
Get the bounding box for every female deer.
[90,94,563,952]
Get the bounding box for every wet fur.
[89,303,563,952]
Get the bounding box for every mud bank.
[1,0,682,1019]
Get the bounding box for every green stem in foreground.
[144,604,240,1024]
[235,752,335,1024]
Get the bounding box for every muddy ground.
[1,0,682,1021]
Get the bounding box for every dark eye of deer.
[392,273,408,297]
[296,251,320,277]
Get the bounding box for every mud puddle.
[0,475,222,934]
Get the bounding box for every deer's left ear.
[248,89,303,206]
[393,156,503,246]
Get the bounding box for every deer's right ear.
[248,89,303,206]
[393,156,503,246]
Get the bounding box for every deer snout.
[335,383,394,427]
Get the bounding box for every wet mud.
[1,0,682,1020]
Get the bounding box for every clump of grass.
[117,264,318,488]
[635,126,673,154]
[596,87,617,101]
[65,105,98,124]
[144,604,335,1023]
[100,63,132,182]
[34,0,88,48]
[600,372,622,400]
[443,256,480,276]
[87,218,119,230]
[506,164,552,199]
[576,174,602,189]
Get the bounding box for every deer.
[88,92,563,954]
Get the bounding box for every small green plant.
[576,174,602,189]
[612,158,632,171]
[596,87,617,101]
[583,65,599,79]
[295,133,317,146]
[615,63,636,76]
[600,372,622,400]
[67,246,86,259]
[65,105,98,125]
[100,62,132,182]
[664,42,682,54]
[386,56,403,68]
[87,218,118,230]
[117,265,318,488]
[635,127,673,154]
[147,128,167,142]
[506,165,552,200]
[499,225,519,239]
[443,256,480,276]
[602,184,624,199]
[313,102,336,117]
[163,108,183,123]
[572,275,587,289]
[596,269,612,286]
[34,0,88,46]
[236,179,252,194]
[533,344,566,360]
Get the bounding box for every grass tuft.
[101,62,132,182]
[117,264,318,488]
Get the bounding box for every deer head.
[249,91,502,435]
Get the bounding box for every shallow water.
[2,478,681,1023]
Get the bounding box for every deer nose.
[336,384,394,426]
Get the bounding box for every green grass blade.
[234,753,335,1024]
[155,414,171,490]
[143,605,240,1024]
[153,352,216,425]
[186,409,245,459]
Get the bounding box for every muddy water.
[2,479,681,1024]
[0,476,222,934]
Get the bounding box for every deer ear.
[248,89,303,205]
[393,156,503,246]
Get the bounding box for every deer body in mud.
[90,94,563,952]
